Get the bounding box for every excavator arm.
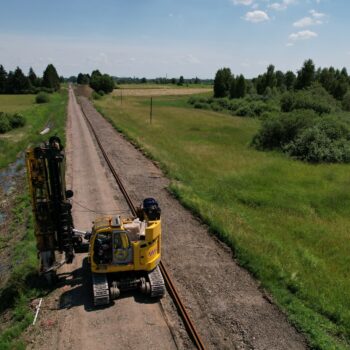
[26,136,76,279]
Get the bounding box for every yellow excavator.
[26,137,165,303]
[87,198,165,306]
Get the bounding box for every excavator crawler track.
[92,273,110,306]
[149,266,165,298]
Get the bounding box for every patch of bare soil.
[77,96,309,350]
[113,88,212,97]
[75,84,93,98]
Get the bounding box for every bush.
[285,121,350,163]
[0,113,11,133]
[188,96,196,105]
[8,113,25,128]
[92,91,102,100]
[253,110,350,163]
[236,104,253,117]
[194,102,210,109]
[342,92,350,111]
[36,92,50,104]
[252,110,318,150]
[281,84,336,115]
[0,112,26,133]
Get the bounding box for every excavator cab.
[112,230,132,264]
[88,198,165,306]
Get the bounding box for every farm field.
[0,91,68,169]
[95,93,350,349]
[113,85,212,97]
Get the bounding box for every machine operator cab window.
[94,232,112,265]
[112,230,133,265]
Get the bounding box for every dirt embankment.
[78,96,308,350]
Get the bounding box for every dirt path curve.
[27,87,179,350]
[77,95,309,350]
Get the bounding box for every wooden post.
[150,97,153,124]
[121,89,123,105]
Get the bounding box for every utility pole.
[150,97,153,124]
[121,89,123,105]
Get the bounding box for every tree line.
[74,73,212,87]
[214,59,350,103]
[0,64,61,94]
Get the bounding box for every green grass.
[0,95,36,113]
[0,90,68,348]
[0,193,41,350]
[95,94,350,349]
[0,90,68,169]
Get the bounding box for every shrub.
[188,96,196,105]
[254,110,350,163]
[0,113,11,133]
[236,104,253,117]
[281,84,336,115]
[36,92,50,104]
[285,124,350,163]
[210,101,223,112]
[8,113,25,128]
[342,92,350,111]
[92,91,102,100]
[252,110,318,150]
[194,102,210,109]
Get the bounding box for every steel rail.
[78,94,206,350]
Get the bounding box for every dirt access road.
[26,88,181,350]
[27,87,307,349]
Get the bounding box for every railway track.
[78,93,206,350]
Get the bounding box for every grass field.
[0,91,68,169]
[95,94,350,350]
[113,85,212,97]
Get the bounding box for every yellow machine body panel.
[89,216,161,274]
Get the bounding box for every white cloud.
[293,16,322,27]
[289,30,318,41]
[232,0,254,5]
[244,10,270,23]
[293,9,326,28]
[310,9,325,18]
[269,0,296,11]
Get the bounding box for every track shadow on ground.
[58,256,160,312]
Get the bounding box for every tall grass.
[0,193,41,350]
[95,94,350,349]
[0,90,68,169]
[0,90,68,349]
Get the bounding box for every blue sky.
[0,0,348,78]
